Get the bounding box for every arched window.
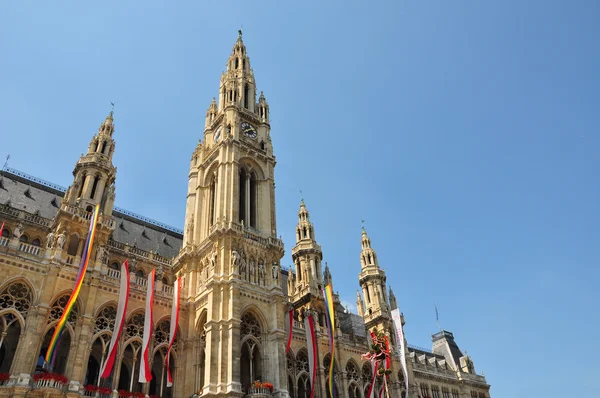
[240,312,262,392]
[249,172,257,228]
[109,262,120,270]
[31,238,41,247]
[19,234,28,243]
[67,234,79,256]
[78,174,86,198]
[209,174,217,226]
[239,168,247,224]
[101,141,108,154]
[0,281,32,373]
[90,175,100,199]
[1,228,10,238]
[136,269,145,278]
[242,58,246,70]
[239,167,258,229]
[196,312,207,394]
[244,84,249,109]
[235,58,239,69]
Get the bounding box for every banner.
[285,309,294,353]
[166,277,181,387]
[323,285,336,397]
[100,260,131,378]
[304,314,317,398]
[139,269,156,383]
[45,204,100,365]
[391,308,409,394]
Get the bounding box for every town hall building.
[0,32,492,398]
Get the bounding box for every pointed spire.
[324,262,332,286]
[356,290,364,317]
[389,287,398,310]
[360,226,378,269]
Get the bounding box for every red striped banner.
[166,277,181,387]
[139,269,155,383]
[100,260,130,378]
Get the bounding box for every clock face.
[214,126,222,142]
[241,122,257,139]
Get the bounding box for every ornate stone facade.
[0,32,492,398]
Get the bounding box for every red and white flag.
[165,277,181,387]
[285,309,294,353]
[139,268,155,383]
[392,309,409,395]
[366,358,378,398]
[100,260,130,378]
[304,314,317,398]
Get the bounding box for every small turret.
[205,98,218,128]
[324,262,332,287]
[257,91,270,123]
[358,226,391,331]
[356,290,364,317]
[389,287,398,310]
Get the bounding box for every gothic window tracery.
[94,305,117,335]
[295,349,309,374]
[49,294,79,327]
[0,281,32,317]
[240,311,263,392]
[124,313,145,340]
[241,312,261,339]
[346,360,359,382]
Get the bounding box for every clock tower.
[175,31,288,398]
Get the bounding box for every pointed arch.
[0,276,37,308]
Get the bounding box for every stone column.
[68,315,94,385]
[245,174,251,226]
[11,305,50,378]
[340,372,349,398]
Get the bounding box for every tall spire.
[324,262,332,287]
[218,30,256,113]
[358,227,391,331]
[389,287,398,310]
[356,290,365,317]
[290,199,325,308]
[360,226,379,269]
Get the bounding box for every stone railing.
[0,203,51,228]
[60,203,115,229]
[18,242,41,256]
[107,240,175,267]
[0,203,21,218]
[107,268,121,280]
[293,320,304,329]
[133,276,147,287]
[0,237,8,247]
[66,255,76,265]
[209,221,284,249]
[162,284,174,294]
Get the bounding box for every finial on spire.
[299,189,304,205]
[109,101,115,117]
[361,219,366,232]
[238,28,243,39]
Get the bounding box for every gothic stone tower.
[357,227,393,335]
[51,111,117,268]
[289,200,325,319]
[174,31,288,398]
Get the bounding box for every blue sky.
[1,1,599,396]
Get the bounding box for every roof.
[0,167,183,258]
